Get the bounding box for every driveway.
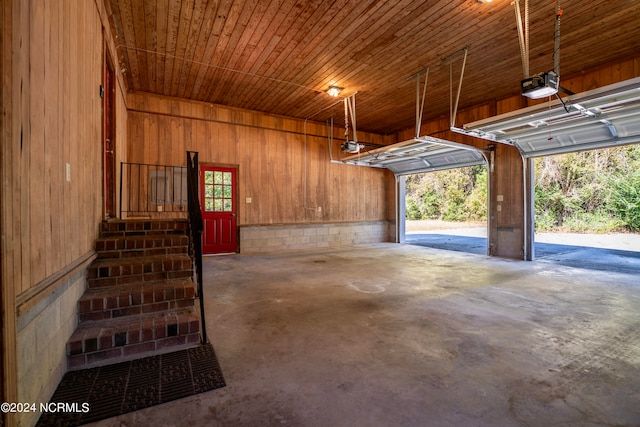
[406,227,640,275]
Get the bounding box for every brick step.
[95,234,189,259]
[78,279,196,323]
[100,219,189,238]
[87,255,193,289]
[67,308,201,370]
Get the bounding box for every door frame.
[200,163,239,254]
[103,45,116,218]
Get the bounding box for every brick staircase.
[67,219,201,369]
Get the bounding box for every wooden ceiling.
[106,0,640,135]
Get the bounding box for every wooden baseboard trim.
[16,251,97,318]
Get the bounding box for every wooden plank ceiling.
[106,0,640,135]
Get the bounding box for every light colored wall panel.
[240,221,391,254]
[16,272,86,427]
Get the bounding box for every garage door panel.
[340,137,486,176]
[453,77,640,158]
[519,125,612,152]
[617,116,640,138]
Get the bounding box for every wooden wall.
[1,0,8,417]
[126,93,396,227]
[1,0,125,416]
[8,0,103,296]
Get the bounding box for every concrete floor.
[91,243,640,427]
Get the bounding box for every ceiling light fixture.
[326,86,343,97]
[477,0,492,3]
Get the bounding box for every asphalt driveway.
[406,228,640,275]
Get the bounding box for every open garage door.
[340,136,488,250]
[453,77,640,158]
[451,77,640,260]
[340,136,486,176]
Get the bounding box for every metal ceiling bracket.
[344,93,358,144]
[512,0,530,78]
[449,48,469,128]
[412,67,430,138]
[554,0,562,76]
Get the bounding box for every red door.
[201,166,237,254]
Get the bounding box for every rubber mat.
[36,343,226,426]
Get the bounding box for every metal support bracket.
[448,47,469,129]
[410,67,430,138]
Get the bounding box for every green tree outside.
[405,146,640,233]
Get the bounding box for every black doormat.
[36,343,225,426]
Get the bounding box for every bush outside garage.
[406,146,640,234]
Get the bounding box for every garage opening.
[338,135,489,254]
[452,77,640,267]
[532,146,640,272]
[404,165,488,255]
[535,147,640,235]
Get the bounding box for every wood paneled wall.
[126,93,395,226]
[2,0,125,412]
[1,0,9,415]
[4,0,103,300]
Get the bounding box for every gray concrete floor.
[91,243,640,427]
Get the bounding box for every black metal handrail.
[186,151,207,344]
[119,162,188,218]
